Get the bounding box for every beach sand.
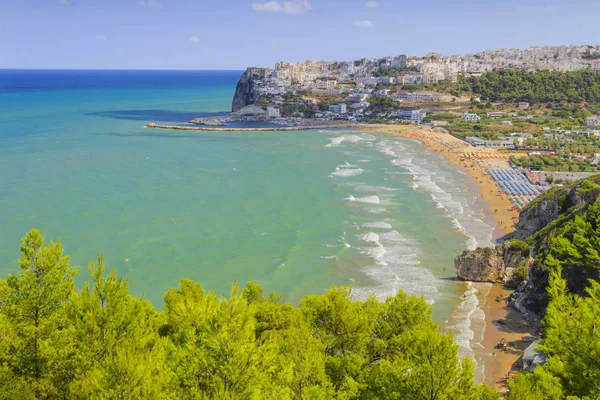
[362,125,518,236]
[479,285,538,393]
[363,125,534,393]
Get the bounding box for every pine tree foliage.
[507,267,600,400]
[455,70,600,103]
[1,230,497,398]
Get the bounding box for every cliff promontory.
[455,175,600,313]
[231,68,272,112]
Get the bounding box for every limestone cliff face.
[231,68,273,112]
[515,175,600,240]
[513,193,562,240]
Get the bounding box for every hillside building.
[329,104,347,114]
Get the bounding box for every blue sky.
[2,0,599,69]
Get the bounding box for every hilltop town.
[232,44,600,120]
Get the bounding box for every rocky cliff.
[515,178,600,240]
[455,174,600,314]
[455,247,504,282]
[455,241,529,283]
[231,68,272,112]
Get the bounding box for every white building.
[395,109,427,122]
[316,80,337,90]
[350,101,370,109]
[391,55,407,69]
[397,74,430,85]
[329,104,347,114]
[463,113,481,122]
[466,136,515,148]
[466,136,486,146]
[376,76,395,85]
[585,115,600,129]
[266,107,281,118]
[397,92,430,101]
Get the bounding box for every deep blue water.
[0,69,243,93]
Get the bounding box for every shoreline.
[358,124,532,392]
[358,124,518,237]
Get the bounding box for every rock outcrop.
[455,241,528,283]
[231,68,273,112]
[455,246,504,282]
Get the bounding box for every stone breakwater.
[146,122,371,132]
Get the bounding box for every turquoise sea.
[0,70,496,378]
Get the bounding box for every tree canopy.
[0,229,496,399]
[4,224,600,399]
[457,70,600,103]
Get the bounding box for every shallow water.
[0,70,496,380]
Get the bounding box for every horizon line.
[0,68,246,72]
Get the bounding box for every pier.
[145,122,369,132]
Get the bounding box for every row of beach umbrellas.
[462,152,529,159]
[489,168,542,197]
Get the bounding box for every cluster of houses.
[239,45,600,125]
[249,45,600,101]
[309,102,427,123]
[236,45,600,128]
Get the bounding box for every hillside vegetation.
[409,70,600,103]
[459,70,600,103]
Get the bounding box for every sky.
[2,0,600,70]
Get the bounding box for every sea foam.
[326,136,345,147]
[362,221,393,229]
[347,195,381,204]
[331,168,364,177]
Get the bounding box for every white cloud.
[60,0,72,5]
[365,1,379,8]
[189,36,200,43]
[137,0,161,9]
[252,0,313,14]
[354,20,374,28]
[95,35,107,42]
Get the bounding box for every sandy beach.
[479,285,538,393]
[363,124,534,393]
[362,125,518,236]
